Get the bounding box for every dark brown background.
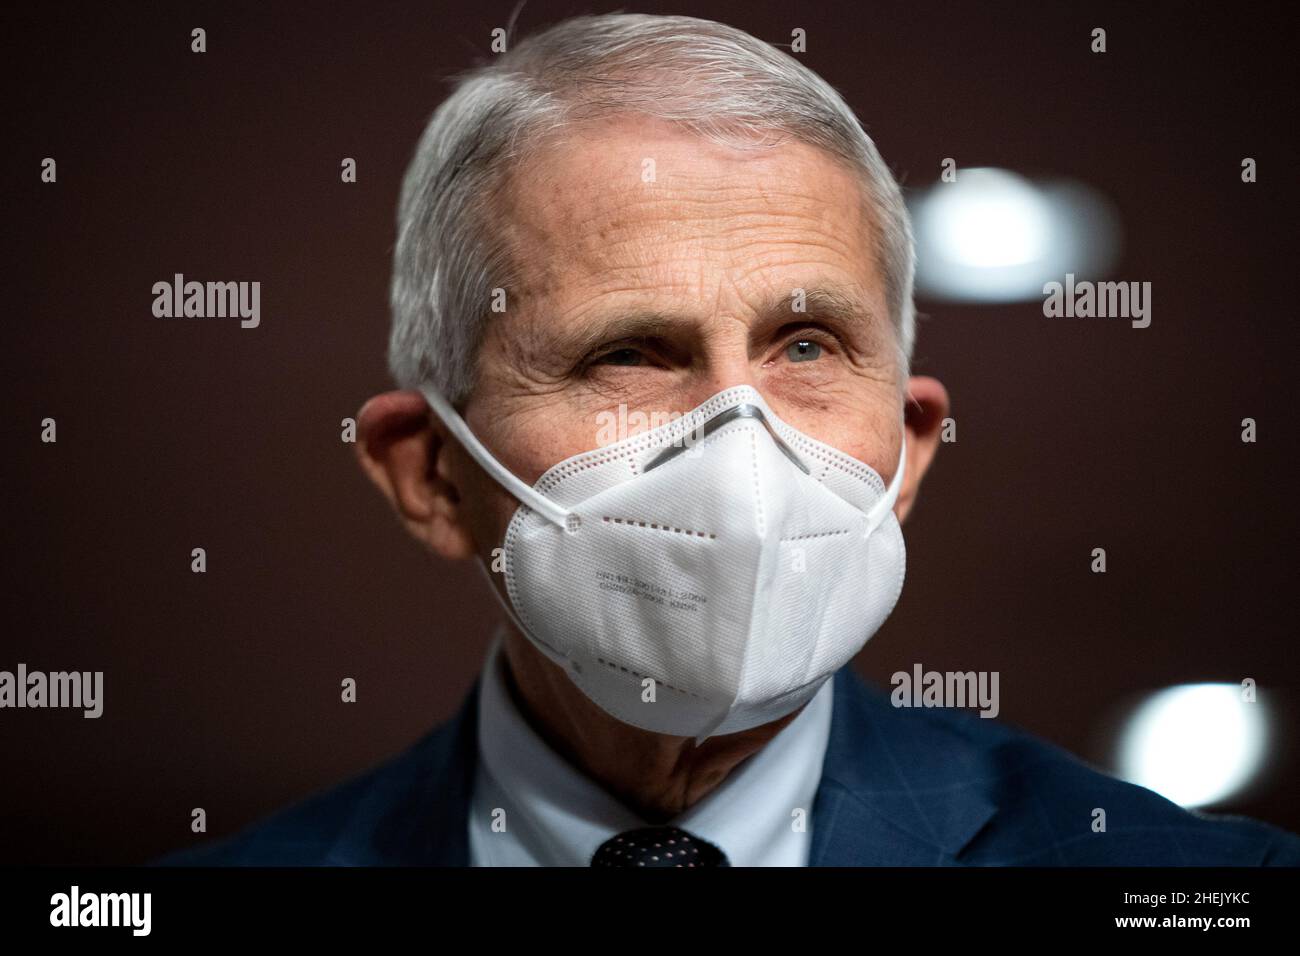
[3,0,1296,864]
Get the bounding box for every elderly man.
[160,13,1300,867]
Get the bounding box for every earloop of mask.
[863,431,907,538]
[420,386,575,531]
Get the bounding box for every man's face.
[448,113,907,562]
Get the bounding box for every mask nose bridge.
[650,396,907,537]
[642,402,810,476]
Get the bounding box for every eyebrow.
[767,287,876,328]
[554,311,694,360]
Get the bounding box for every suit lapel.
[810,665,999,866]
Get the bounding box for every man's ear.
[354,390,477,560]
[896,375,950,524]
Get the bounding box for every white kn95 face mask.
[420,383,907,744]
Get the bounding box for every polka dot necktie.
[590,826,731,867]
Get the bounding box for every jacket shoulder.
[152,761,389,866]
[915,702,1300,866]
[152,685,479,867]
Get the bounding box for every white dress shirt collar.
[469,624,834,866]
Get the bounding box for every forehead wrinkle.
[488,120,895,378]
[503,123,874,261]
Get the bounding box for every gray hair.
[389,12,916,404]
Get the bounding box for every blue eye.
[786,339,821,362]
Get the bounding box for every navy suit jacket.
[156,665,1300,866]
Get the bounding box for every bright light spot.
[925,168,1052,268]
[909,166,1120,302]
[1116,683,1268,808]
